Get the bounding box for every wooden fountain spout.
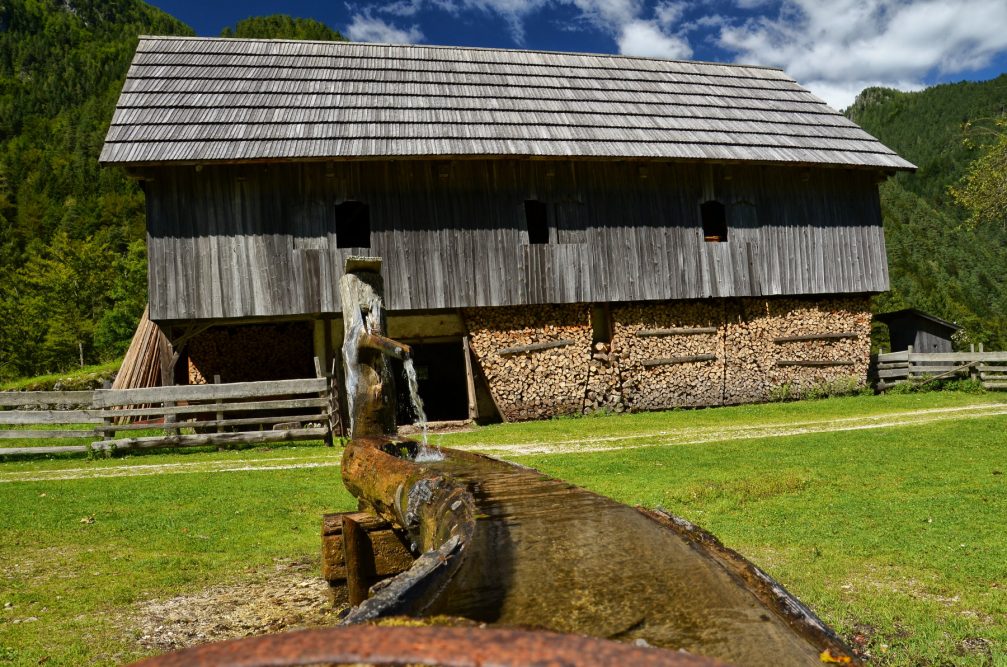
[339,256,409,440]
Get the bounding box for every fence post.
[315,356,335,447]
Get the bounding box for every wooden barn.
[100,36,914,422]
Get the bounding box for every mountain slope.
[847,77,1007,349]
[0,0,193,379]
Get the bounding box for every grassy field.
[1,391,1005,665]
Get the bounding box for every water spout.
[359,332,412,361]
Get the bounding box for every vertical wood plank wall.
[144,160,889,322]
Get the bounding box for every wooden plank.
[0,429,96,439]
[92,426,329,451]
[642,354,717,367]
[983,381,1007,390]
[97,397,328,419]
[462,335,478,421]
[877,368,911,379]
[91,378,328,407]
[773,331,858,343]
[0,444,91,456]
[977,365,1007,373]
[776,360,855,367]
[0,410,101,425]
[0,391,94,407]
[636,327,718,337]
[497,339,574,356]
[94,413,326,433]
[908,352,1007,363]
[909,365,970,375]
[877,350,909,362]
[875,361,910,370]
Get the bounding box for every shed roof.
[875,308,961,331]
[100,37,915,170]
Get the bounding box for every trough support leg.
[342,514,377,606]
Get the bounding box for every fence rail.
[874,347,1007,391]
[0,372,337,457]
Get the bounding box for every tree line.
[0,1,342,380]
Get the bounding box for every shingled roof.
[100,36,915,170]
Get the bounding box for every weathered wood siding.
[144,160,888,321]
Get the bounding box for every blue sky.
[146,0,1007,109]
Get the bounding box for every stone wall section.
[463,305,592,421]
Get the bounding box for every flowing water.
[403,358,443,462]
[418,450,825,666]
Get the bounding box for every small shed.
[875,309,960,353]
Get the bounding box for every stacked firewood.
[465,295,872,420]
[584,341,625,414]
[188,323,316,384]
[612,301,726,410]
[754,296,872,399]
[463,305,592,421]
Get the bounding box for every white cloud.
[345,13,425,43]
[715,0,1007,109]
[379,0,425,16]
[653,0,686,28]
[618,19,692,59]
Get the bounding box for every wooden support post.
[342,514,376,606]
[314,356,334,447]
[101,380,114,455]
[462,335,478,421]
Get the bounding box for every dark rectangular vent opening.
[701,200,727,242]
[524,200,549,244]
[335,201,371,248]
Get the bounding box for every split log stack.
[188,322,316,384]
[612,301,726,411]
[753,296,871,399]
[463,296,873,420]
[463,305,592,421]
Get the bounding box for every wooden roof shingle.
[100,37,915,170]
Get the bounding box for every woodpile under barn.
[464,296,872,420]
[100,37,914,423]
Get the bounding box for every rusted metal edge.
[128,625,730,667]
[638,507,861,666]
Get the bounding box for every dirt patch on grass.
[126,557,345,654]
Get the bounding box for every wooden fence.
[0,374,338,457]
[874,347,1007,391]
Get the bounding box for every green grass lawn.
[1,391,1005,666]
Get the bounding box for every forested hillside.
[0,0,191,380]
[0,2,343,381]
[847,77,1007,349]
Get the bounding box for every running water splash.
[403,358,443,462]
